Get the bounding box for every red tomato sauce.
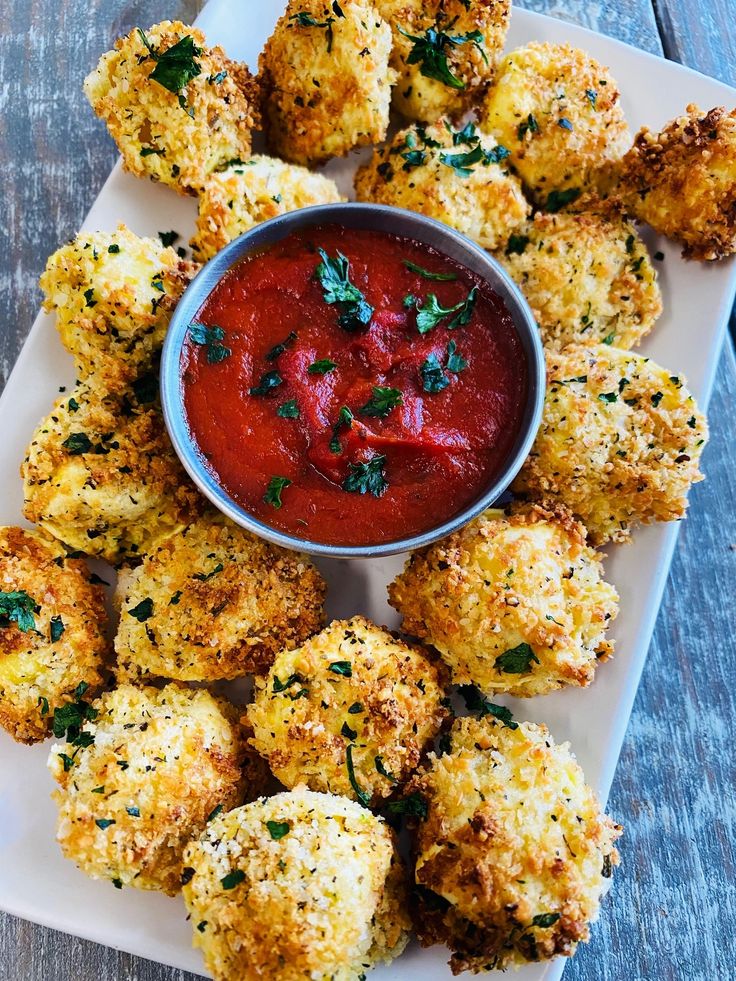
[181,225,528,547]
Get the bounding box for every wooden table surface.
[1,1,734,979]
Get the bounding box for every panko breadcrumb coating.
[48,683,262,895]
[389,502,618,697]
[481,43,630,207]
[617,104,736,261]
[247,616,449,805]
[40,225,198,386]
[191,157,344,261]
[497,206,662,351]
[409,716,622,973]
[22,380,201,564]
[376,0,510,123]
[354,118,529,250]
[259,0,395,166]
[114,512,326,683]
[84,21,259,194]
[514,344,708,545]
[182,787,410,981]
[0,527,108,744]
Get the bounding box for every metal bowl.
[161,203,544,558]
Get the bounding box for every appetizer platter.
[0,1,735,980]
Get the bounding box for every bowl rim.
[161,202,545,558]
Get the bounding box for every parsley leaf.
[266,820,290,840]
[518,113,539,139]
[289,11,337,52]
[158,230,179,247]
[494,643,539,674]
[359,386,403,418]
[375,756,398,783]
[62,433,93,455]
[128,598,154,622]
[420,353,450,394]
[458,685,518,729]
[192,562,223,582]
[506,233,530,256]
[265,331,297,362]
[343,455,388,497]
[346,743,371,808]
[51,681,98,758]
[277,400,300,419]
[341,721,358,740]
[273,672,305,693]
[50,615,65,643]
[328,661,352,677]
[95,818,115,830]
[220,869,245,890]
[249,370,283,396]
[585,88,598,108]
[398,24,486,90]
[188,322,231,364]
[440,143,509,177]
[0,590,38,633]
[315,250,373,332]
[386,792,428,820]
[329,406,353,454]
[445,339,467,373]
[308,358,337,375]
[264,476,292,509]
[532,912,561,928]
[138,29,202,111]
[403,259,457,282]
[414,287,477,334]
[545,187,581,212]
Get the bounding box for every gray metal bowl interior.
[161,203,545,558]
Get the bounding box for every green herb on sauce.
[343,454,387,497]
[315,249,374,332]
[359,386,403,418]
[264,476,292,509]
[403,260,457,281]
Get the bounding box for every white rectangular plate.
[0,3,734,980]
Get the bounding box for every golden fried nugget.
[410,716,622,973]
[355,117,529,249]
[259,0,395,165]
[497,206,662,350]
[84,21,259,194]
[40,225,198,386]
[389,501,618,696]
[376,0,510,122]
[182,787,410,980]
[513,344,708,544]
[617,104,736,260]
[481,42,630,207]
[191,157,344,261]
[22,380,201,564]
[0,527,108,744]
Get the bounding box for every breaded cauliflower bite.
[409,716,622,973]
[22,380,201,564]
[389,502,618,697]
[514,344,708,545]
[48,683,262,894]
[355,118,529,250]
[375,0,510,123]
[191,157,344,261]
[40,225,198,386]
[259,0,395,165]
[617,104,736,260]
[182,787,410,980]
[481,43,630,207]
[114,512,326,682]
[0,527,108,744]
[84,21,259,194]
[497,206,662,350]
[248,616,449,805]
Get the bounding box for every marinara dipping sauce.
[181,224,528,547]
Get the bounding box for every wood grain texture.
[0,1,734,980]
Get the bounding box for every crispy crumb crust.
[40,225,198,387]
[114,511,326,683]
[496,204,662,351]
[616,104,736,260]
[259,0,395,166]
[408,716,622,973]
[388,501,618,696]
[247,616,450,805]
[513,344,708,545]
[191,157,344,261]
[182,787,411,981]
[375,0,510,123]
[21,380,202,565]
[355,117,529,250]
[481,42,630,206]
[0,526,108,744]
[48,683,265,895]
[84,21,259,195]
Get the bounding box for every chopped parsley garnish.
[359,386,403,418]
[518,113,539,139]
[95,818,115,830]
[603,331,616,345]
[50,616,65,643]
[264,476,292,509]
[158,230,179,247]
[38,696,49,717]
[249,370,283,396]
[531,912,561,928]
[273,672,305,693]
[52,682,98,765]
[266,330,297,361]
[375,756,398,783]
[207,804,223,823]
[277,400,300,419]
[84,288,97,307]
[62,433,93,455]
[440,142,509,176]
[341,721,358,740]
[67,397,80,412]
[140,146,165,157]
[266,820,290,840]
[506,234,530,256]
[188,322,231,364]
[403,259,457,281]
[197,921,208,932]
[545,187,581,212]
[625,233,636,255]
[329,406,353,454]
[138,29,202,114]
[107,244,120,254]
[328,661,352,677]
[494,642,539,674]
[458,685,518,729]
[445,339,467,373]
[598,391,618,403]
[289,10,340,53]
[348,702,363,714]
[343,454,388,497]
[651,391,664,407]
[0,590,39,633]
[315,249,373,332]
[220,869,245,890]
[308,358,337,375]
[385,792,428,820]
[128,598,153,622]
[687,415,697,428]
[558,117,574,130]
[192,562,223,582]
[398,23,487,90]
[346,743,371,807]
[413,287,478,334]
[420,353,449,394]
[126,806,140,817]
[585,88,598,108]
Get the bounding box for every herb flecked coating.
[407,716,622,973]
[182,786,411,980]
